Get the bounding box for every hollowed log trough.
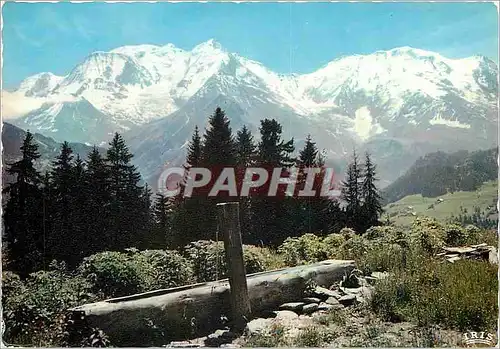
[69,259,355,346]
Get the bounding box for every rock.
[371,271,389,280]
[165,341,202,348]
[340,274,361,288]
[489,247,498,264]
[325,297,341,305]
[341,286,363,294]
[302,303,319,314]
[318,302,334,311]
[274,310,299,321]
[204,329,237,347]
[338,294,357,306]
[279,302,305,312]
[314,286,342,300]
[245,318,273,335]
[302,297,321,304]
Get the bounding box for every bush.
[338,235,368,261]
[79,251,143,297]
[358,243,406,274]
[79,249,194,297]
[134,250,194,290]
[339,227,357,240]
[183,241,276,282]
[277,234,328,267]
[2,267,98,346]
[322,233,345,258]
[410,217,445,254]
[443,224,469,246]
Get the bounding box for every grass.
[370,258,498,332]
[383,180,498,227]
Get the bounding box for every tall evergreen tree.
[3,132,44,274]
[106,133,146,250]
[49,142,75,263]
[171,126,205,247]
[341,150,362,231]
[360,152,383,231]
[152,193,172,248]
[84,146,111,254]
[295,136,333,235]
[251,119,295,246]
[69,155,88,264]
[235,125,257,240]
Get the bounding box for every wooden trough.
[69,259,355,346]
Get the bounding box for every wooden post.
[216,202,251,331]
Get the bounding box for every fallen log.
[69,259,355,346]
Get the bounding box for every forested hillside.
[382,148,498,204]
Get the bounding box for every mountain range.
[1,122,99,187]
[4,39,498,188]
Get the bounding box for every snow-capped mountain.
[6,40,498,186]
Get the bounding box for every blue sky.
[2,2,498,88]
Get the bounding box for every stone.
[302,297,321,304]
[245,318,273,335]
[489,247,498,264]
[338,294,357,306]
[318,302,334,311]
[204,329,237,347]
[325,297,341,305]
[165,341,202,348]
[314,286,342,300]
[302,303,319,314]
[371,271,389,280]
[279,302,305,312]
[341,287,363,294]
[274,310,299,321]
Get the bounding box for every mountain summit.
[5,41,498,185]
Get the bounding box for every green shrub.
[410,217,445,254]
[79,249,194,297]
[1,271,23,303]
[79,251,143,297]
[444,224,468,246]
[339,227,357,240]
[183,241,274,282]
[464,225,482,244]
[134,250,194,290]
[338,235,368,261]
[358,243,406,274]
[277,234,328,267]
[293,326,328,347]
[322,233,345,258]
[2,267,98,346]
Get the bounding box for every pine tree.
[69,155,88,264]
[295,136,333,235]
[235,125,257,240]
[106,133,146,250]
[3,132,44,274]
[341,150,362,232]
[84,146,111,254]
[171,126,205,247]
[251,119,295,246]
[49,142,75,263]
[152,193,172,248]
[186,126,202,168]
[360,152,383,232]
